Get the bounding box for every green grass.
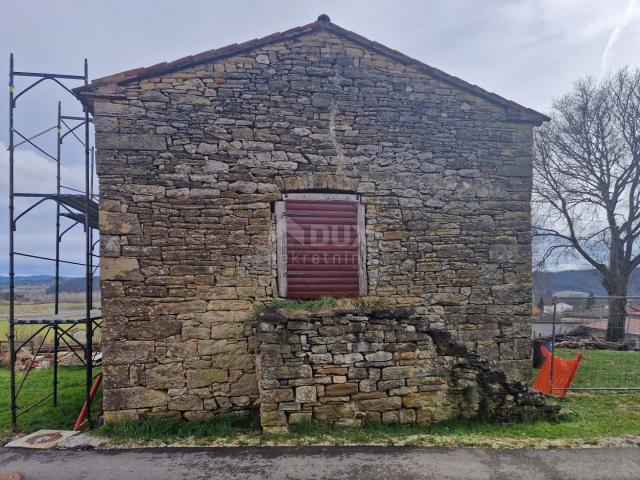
[0,302,86,317]
[2,349,639,448]
[94,391,640,447]
[97,414,261,444]
[267,296,343,312]
[555,348,640,388]
[0,367,100,442]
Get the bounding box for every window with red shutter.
[275,193,366,299]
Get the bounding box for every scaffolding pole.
[7,53,100,433]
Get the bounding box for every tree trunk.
[603,249,629,342]
[606,295,627,342]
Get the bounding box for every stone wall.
[84,27,539,421]
[256,308,558,430]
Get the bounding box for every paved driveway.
[1,446,639,479]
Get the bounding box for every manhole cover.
[25,432,63,445]
[0,472,24,480]
[5,429,80,449]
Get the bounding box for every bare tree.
[533,67,640,342]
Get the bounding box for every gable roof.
[76,14,548,124]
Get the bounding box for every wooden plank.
[285,202,358,212]
[286,210,357,218]
[287,264,359,272]
[275,201,287,297]
[286,217,357,225]
[287,253,360,265]
[287,272,360,278]
[286,244,359,252]
[284,193,360,202]
[358,201,368,295]
[288,278,360,286]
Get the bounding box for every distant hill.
[46,277,100,294]
[0,275,100,295]
[533,269,640,297]
[0,275,54,285]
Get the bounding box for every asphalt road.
[1,446,639,480]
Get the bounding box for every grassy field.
[0,302,89,318]
[2,349,639,447]
[0,366,100,442]
[0,302,97,343]
[555,347,640,388]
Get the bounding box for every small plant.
[346,296,390,310]
[260,296,390,315]
[267,296,342,313]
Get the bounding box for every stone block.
[289,412,312,424]
[274,364,312,379]
[100,211,142,235]
[325,383,358,397]
[382,410,400,424]
[101,257,143,281]
[104,340,154,365]
[105,387,167,410]
[104,409,140,423]
[168,394,203,411]
[295,386,317,403]
[357,396,402,412]
[146,363,184,389]
[186,368,228,388]
[365,351,393,362]
[261,410,287,427]
[402,392,440,409]
[210,353,254,370]
[230,373,258,396]
[399,409,416,424]
[96,132,167,151]
[314,403,357,421]
[381,366,415,380]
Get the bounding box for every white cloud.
[601,0,639,74]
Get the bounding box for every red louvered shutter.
[275,194,365,299]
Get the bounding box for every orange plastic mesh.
[532,346,583,396]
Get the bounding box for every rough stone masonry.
[76,15,550,425]
[257,308,558,430]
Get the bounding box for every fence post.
[550,296,558,393]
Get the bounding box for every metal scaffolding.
[7,53,101,432]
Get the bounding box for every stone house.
[76,15,551,428]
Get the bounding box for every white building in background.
[544,302,574,314]
[554,291,589,298]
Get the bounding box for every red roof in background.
[579,306,640,336]
[75,14,548,124]
[585,318,640,336]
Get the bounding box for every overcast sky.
[1,0,639,276]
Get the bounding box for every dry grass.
[261,296,391,315]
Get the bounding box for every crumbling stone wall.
[85,28,538,421]
[256,308,558,430]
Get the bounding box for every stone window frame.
[275,192,367,298]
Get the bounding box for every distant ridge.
[0,275,100,293]
[533,269,640,296]
[0,275,57,285]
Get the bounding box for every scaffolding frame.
[7,53,101,432]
